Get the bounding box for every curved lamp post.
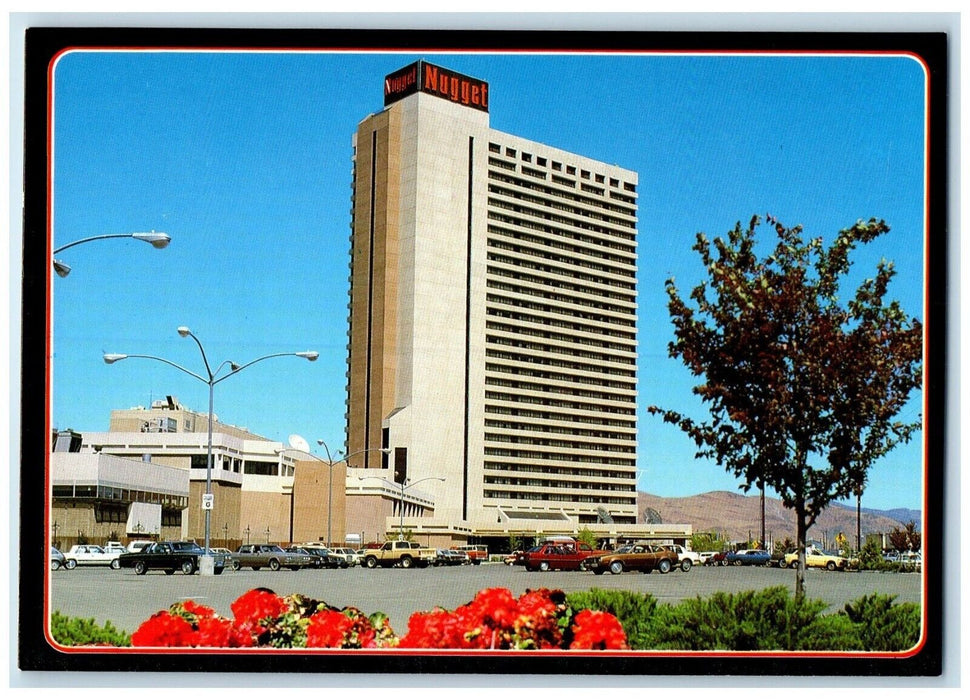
[358,474,446,541]
[53,231,171,278]
[104,326,318,574]
[277,442,389,547]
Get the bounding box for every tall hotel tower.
[346,61,639,535]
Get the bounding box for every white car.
[126,540,154,553]
[331,547,360,566]
[65,545,121,569]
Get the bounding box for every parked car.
[697,551,719,565]
[783,547,847,571]
[104,541,127,555]
[125,540,154,554]
[707,551,730,566]
[584,543,681,575]
[510,546,539,566]
[726,549,771,566]
[434,549,462,566]
[285,546,324,568]
[50,547,69,570]
[331,547,360,567]
[301,546,346,569]
[504,550,523,565]
[64,544,122,569]
[898,552,922,571]
[232,544,313,571]
[117,541,226,575]
[522,539,607,572]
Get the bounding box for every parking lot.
[47,562,923,638]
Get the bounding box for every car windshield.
[172,542,204,553]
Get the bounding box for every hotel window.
[506,147,516,157]
[522,152,532,162]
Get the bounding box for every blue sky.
[49,50,928,511]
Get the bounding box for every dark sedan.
[725,549,771,566]
[117,541,226,575]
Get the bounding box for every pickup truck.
[361,540,437,569]
[117,541,226,575]
[231,544,313,571]
[64,544,121,569]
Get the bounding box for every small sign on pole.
[201,493,214,511]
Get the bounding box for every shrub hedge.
[48,588,920,652]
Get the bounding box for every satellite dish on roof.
[288,434,310,453]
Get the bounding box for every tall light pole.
[104,326,318,574]
[53,231,171,278]
[278,442,389,547]
[358,475,446,541]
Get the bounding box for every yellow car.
[783,547,848,571]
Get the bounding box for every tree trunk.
[795,508,807,599]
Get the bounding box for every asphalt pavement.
[46,562,922,639]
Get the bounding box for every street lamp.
[104,326,318,574]
[277,441,389,547]
[53,230,171,278]
[358,474,446,541]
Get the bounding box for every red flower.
[130,611,195,647]
[193,616,233,647]
[306,609,355,648]
[230,589,288,623]
[179,600,216,619]
[568,610,628,650]
[399,608,466,649]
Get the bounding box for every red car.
[523,540,606,572]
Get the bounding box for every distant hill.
[638,490,919,544]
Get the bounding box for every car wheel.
[720,559,728,567]
[110,559,121,570]
[734,559,742,566]
[134,561,147,575]
[525,566,537,572]
[400,556,413,569]
[65,559,77,570]
[609,560,624,575]
[658,559,672,574]
[232,560,241,571]
[181,560,195,575]
[269,559,281,571]
[365,556,378,569]
[538,561,550,572]
[826,561,837,571]
[50,560,61,571]
[681,559,692,572]
[790,560,799,569]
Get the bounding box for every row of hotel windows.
[484,402,636,429]
[484,390,636,417]
[486,224,635,281]
[487,207,637,258]
[89,503,183,527]
[486,291,635,330]
[487,222,636,279]
[52,484,188,509]
[488,199,636,259]
[484,490,637,507]
[483,475,635,493]
[487,183,636,236]
[484,419,634,442]
[487,334,635,368]
[485,375,636,405]
[486,278,635,320]
[485,347,637,381]
[488,248,635,294]
[487,142,637,194]
[486,305,636,343]
[488,170,636,229]
[484,432,635,454]
[487,218,635,272]
[485,320,636,355]
[484,461,635,481]
[485,361,636,393]
[484,446,636,467]
[489,262,635,304]
[188,455,294,477]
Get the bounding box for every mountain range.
[638,490,920,545]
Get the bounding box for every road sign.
[201,493,214,510]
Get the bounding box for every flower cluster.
[130,588,397,649]
[400,587,627,650]
[129,587,626,651]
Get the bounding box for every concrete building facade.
[346,61,641,537]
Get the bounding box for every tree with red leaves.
[648,215,923,598]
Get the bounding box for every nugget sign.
[384,61,489,113]
[201,493,214,511]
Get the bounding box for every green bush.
[842,593,921,651]
[566,589,662,649]
[569,586,918,652]
[50,611,131,647]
